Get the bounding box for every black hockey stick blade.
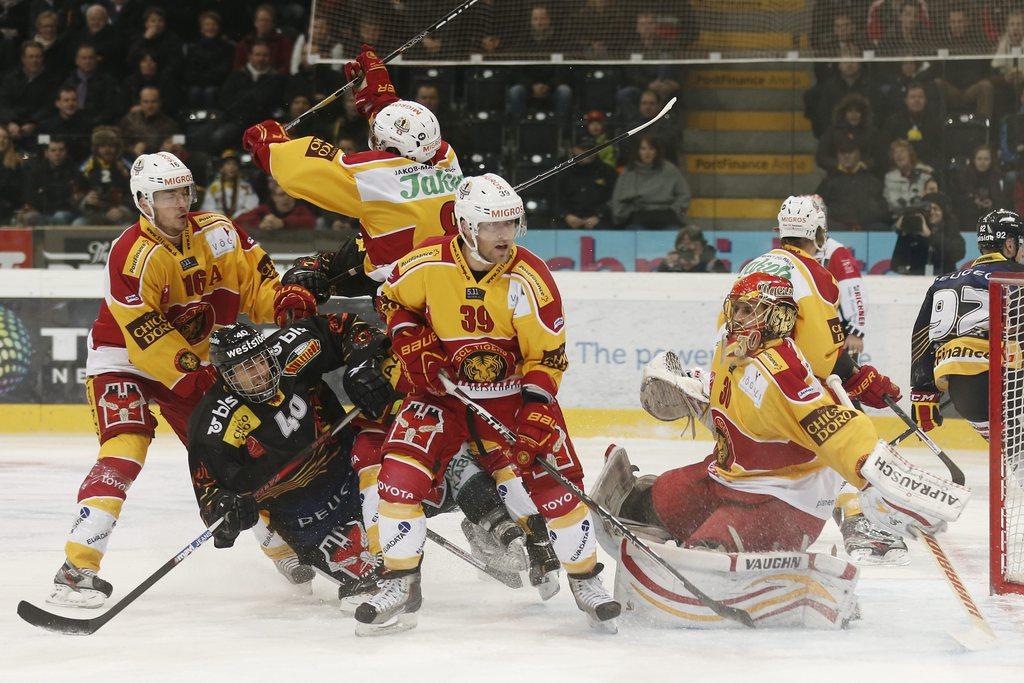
[17,599,102,636]
[438,375,756,628]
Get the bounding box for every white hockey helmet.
[777,194,828,250]
[370,100,442,163]
[129,152,196,220]
[454,174,526,264]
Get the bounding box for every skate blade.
[534,572,560,601]
[339,593,374,616]
[477,568,524,589]
[587,615,618,634]
[46,585,106,609]
[847,548,911,566]
[355,611,418,637]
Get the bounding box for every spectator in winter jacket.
[933,6,995,119]
[804,60,888,139]
[235,179,317,232]
[0,126,23,222]
[555,137,618,229]
[815,138,891,230]
[16,137,79,225]
[71,4,124,78]
[183,11,234,109]
[891,191,965,275]
[233,4,293,74]
[63,43,123,127]
[882,81,944,169]
[582,110,616,169]
[0,41,60,144]
[815,93,883,174]
[37,85,91,163]
[884,138,933,215]
[125,7,182,80]
[200,150,259,219]
[952,145,1010,230]
[611,135,690,230]
[75,125,132,225]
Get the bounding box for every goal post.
[990,273,1024,596]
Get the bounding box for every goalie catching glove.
[857,440,970,537]
[639,351,713,433]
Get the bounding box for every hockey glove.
[343,359,398,420]
[842,364,901,409]
[910,389,942,432]
[513,399,567,468]
[209,491,259,548]
[392,325,452,396]
[344,44,398,118]
[274,284,317,327]
[282,256,332,304]
[175,363,217,398]
[242,119,290,174]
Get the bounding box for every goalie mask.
[977,208,1024,260]
[455,174,526,265]
[723,273,798,359]
[777,194,828,253]
[129,152,196,222]
[210,323,281,403]
[370,100,442,164]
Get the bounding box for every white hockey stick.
[826,375,997,650]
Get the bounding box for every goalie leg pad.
[614,541,860,630]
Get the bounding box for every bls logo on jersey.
[318,521,375,579]
[96,381,147,428]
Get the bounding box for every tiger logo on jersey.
[169,301,214,344]
[460,351,508,383]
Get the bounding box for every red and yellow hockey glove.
[843,364,902,409]
[242,120,290,173]
[343,44,398,118]
[392,325,452,396]
[910,389,943,432]
[513,400,566,468]
[273,284,317,327]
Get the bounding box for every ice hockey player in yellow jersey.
[49,152,316,608]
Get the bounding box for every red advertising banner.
[0,228,33,268]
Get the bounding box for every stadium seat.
[465,68,509,113]
[515,113,561,157]
[575,69,619,113]
[462,152,505,176]
[944,114,990,168]
[463,112,506,155]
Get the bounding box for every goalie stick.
[18,408,363,636]
[286,0,481,132]
[826,375,997,650]
[438,374,756,628]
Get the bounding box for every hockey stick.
[880,394,965,486]
[17,408,363,636]
[286,0,481,132]
[826,376,997,649]
[515,97,677,193]
[438,375,756,628]
[425,529,521,589]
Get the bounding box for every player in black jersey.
[910,209,1024,441]
[187,316,527,605]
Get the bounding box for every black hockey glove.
[282,255,332,305]
[330,237,381,298]
[209,491,259,548]
[343,359,399,420]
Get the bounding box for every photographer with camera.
[890,192,965,275]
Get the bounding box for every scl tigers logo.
[169,301,214,344]
[460,351,508,383]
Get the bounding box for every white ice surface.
[4,435,1024,682]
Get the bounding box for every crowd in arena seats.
[805,1,1024,272]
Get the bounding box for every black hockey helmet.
[977,209,1024,251]
[209,323,280,402]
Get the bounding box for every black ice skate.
[841,514,910,566]
[354,567,422,636]
[568,563,621,634]
[47,561,113,609]
[273,553,316,586]
[524,514,560,600]
[461,517,528,588]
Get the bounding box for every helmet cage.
[723,278,797,359]
[221,349,281,403]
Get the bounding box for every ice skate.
[354,568,422,636]
[524,514,560,600]
[47,561,113,609]
[338,572,381,616]
[841,514,910,566]
[274,553,316,586]
[568,563,620,633]
[461,518,527,588]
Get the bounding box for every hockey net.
[990,274,1024,596]
[308,0,1024,65]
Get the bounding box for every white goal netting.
[993,276,1024,593]
[309,0,1024,65]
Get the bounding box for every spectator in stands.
[64,43,123,127]
[0,126,22,222]
[413,82,443,117]
[952,144,1009,230]
[611,134,690,230]
[234,4,292,74]
[38,85,90,162]
[32,10,67,74]
[235,178,317,232]
[816,93,882,174]
[992,10,1024,88]
[291,15,346,71]
[123,51,178,116]
[506,7,573,120]
[814,11,866,60]
[1002,87,1024,168]
[126,7,182,80]
[882,81,943,168]
[200,149,259,219]
[933,5,995,120]
[873,0,931,56]
[184,10,235,110]
[119,86,180,156]
[285,93,336,142]
[884,138,933,215]
[107,0,146,39]
[74,4,123,77]
[286,14,343,103]
[804,60,887,138]
[16,137,78,225]
[815,138,891,230]
[214,39,286,152]
[582,110,616,168]
[656,225,727,273]
[891,191,965,274]
[75,125,131,225]
[555,136,617,230]
[0,41,59,145]
[460,0,516,55]
[620,89,679,164]
[572,0,629,59]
